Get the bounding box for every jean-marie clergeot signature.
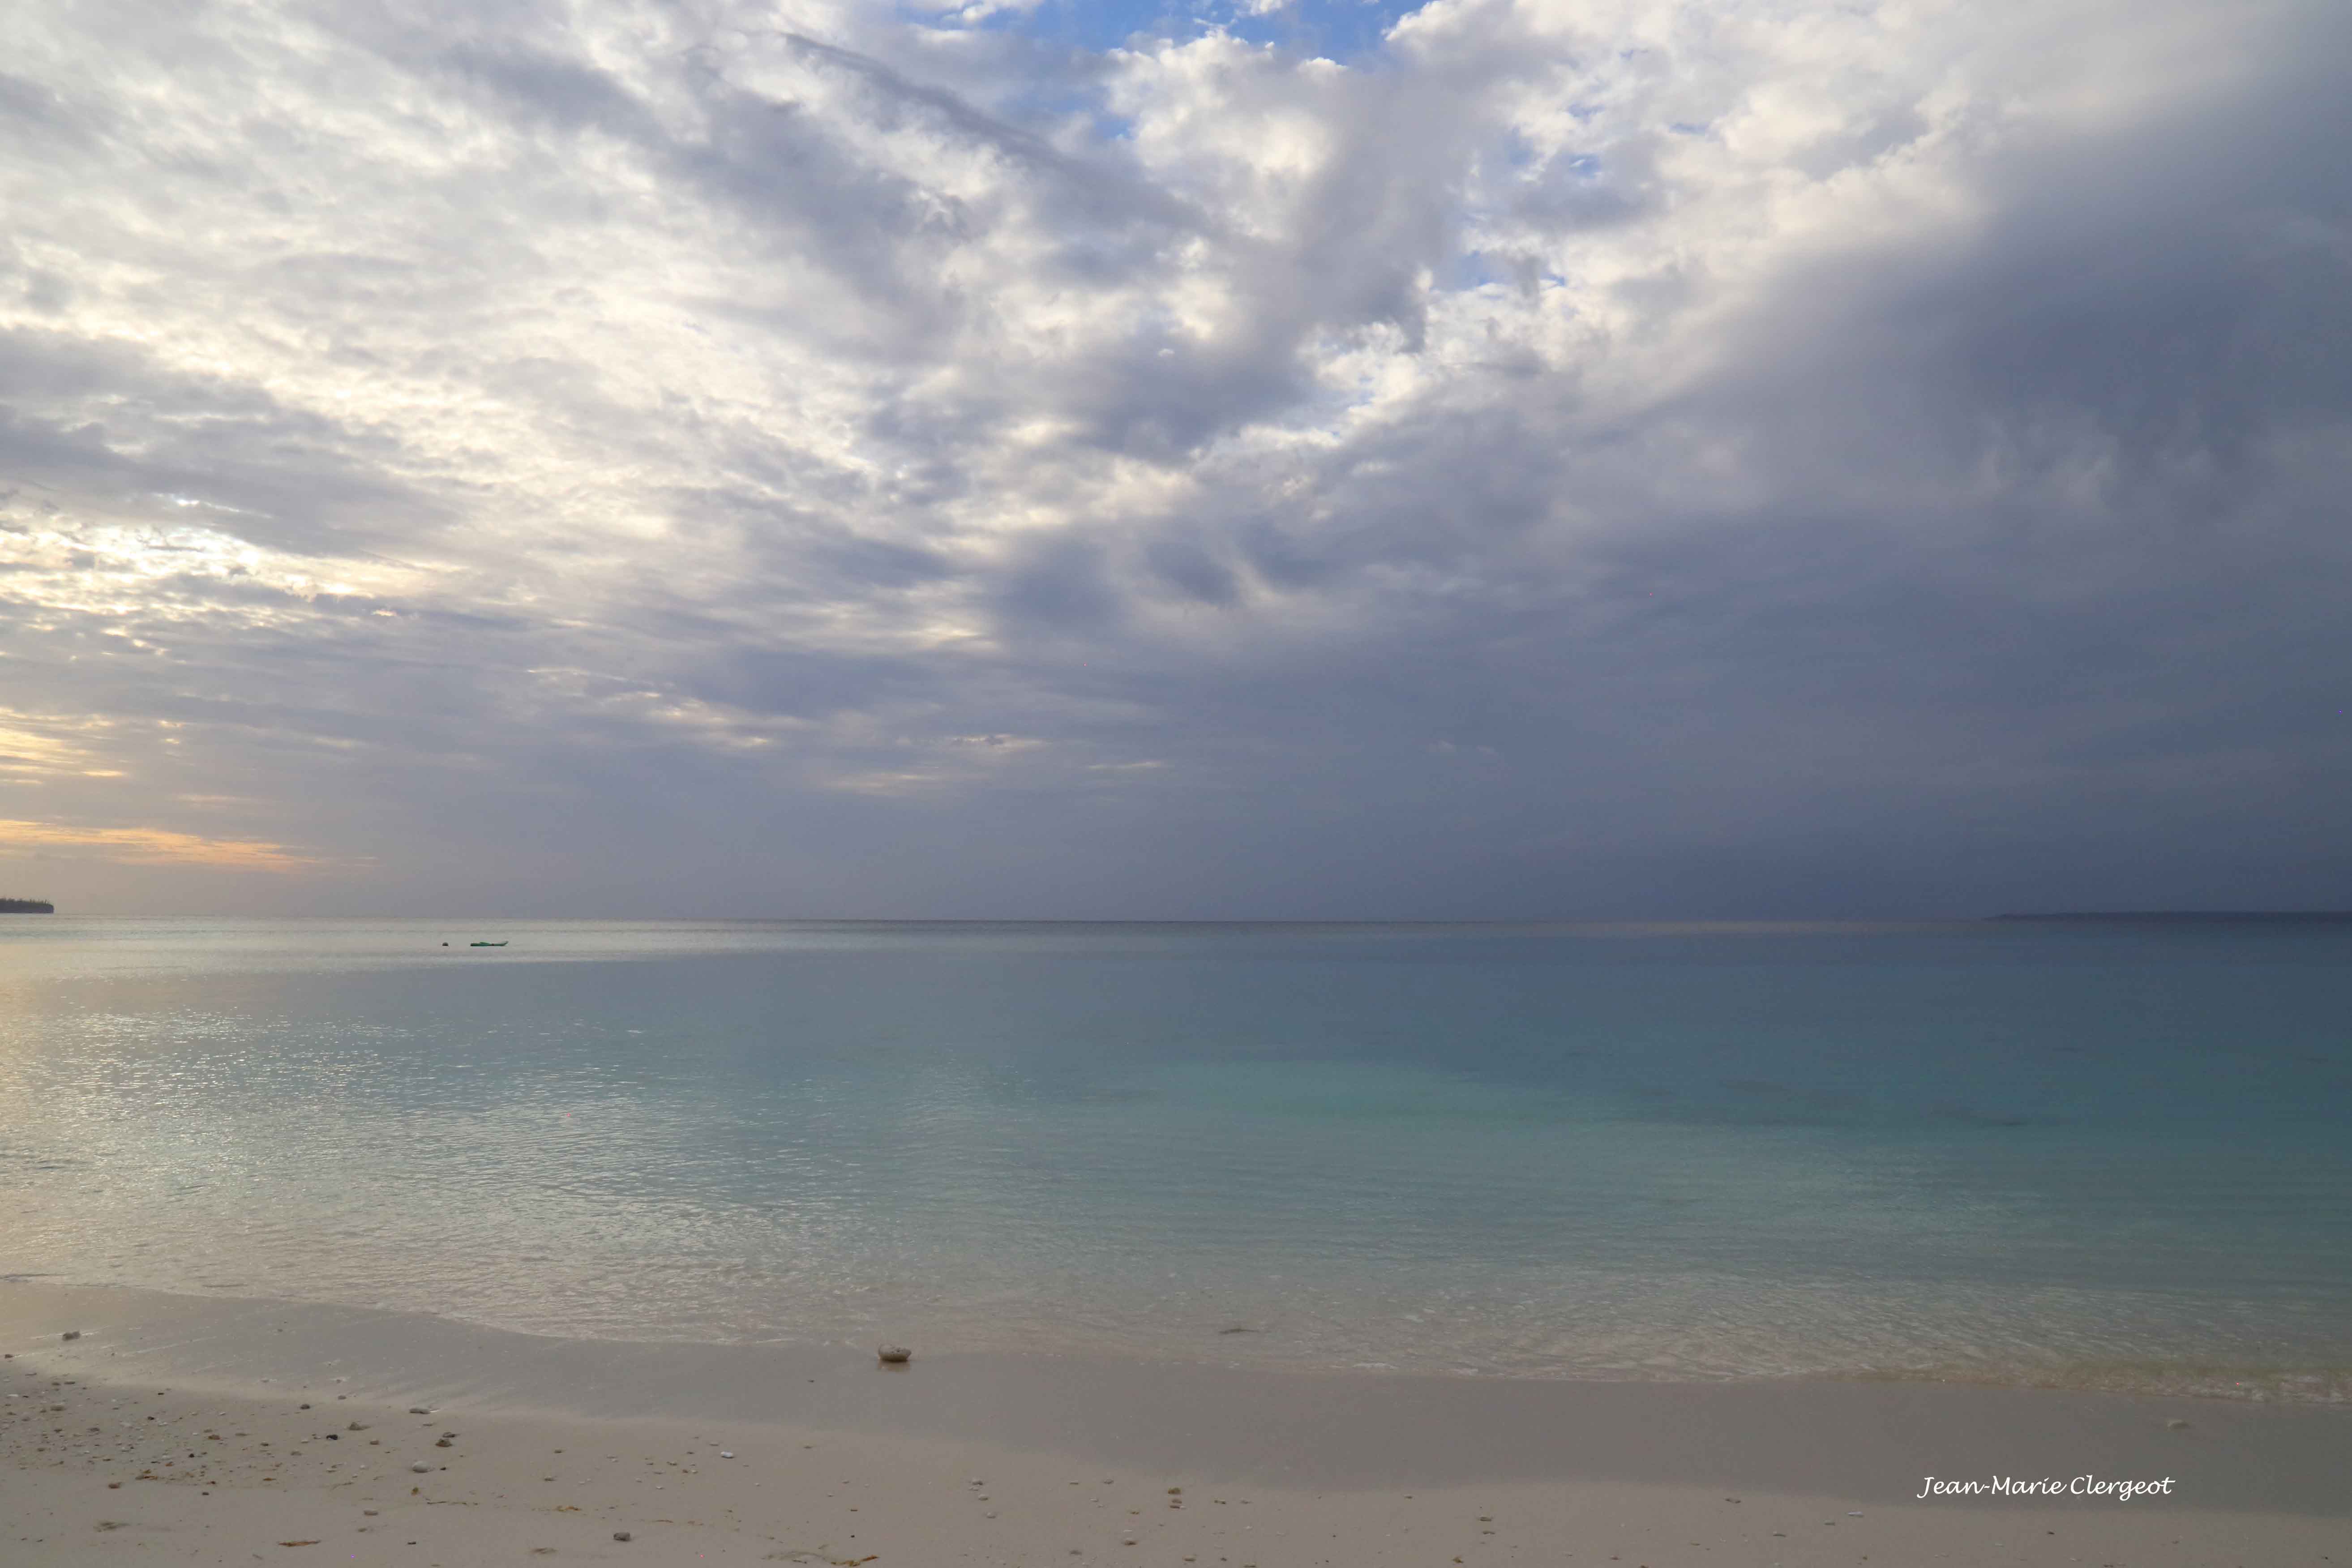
[1917,1476,2177,1500]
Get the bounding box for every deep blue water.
[1,918,2347,1397]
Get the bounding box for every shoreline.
[5,1281,2346,1567]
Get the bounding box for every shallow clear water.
[3,917,2348,1398]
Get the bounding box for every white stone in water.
[877,1345,912,1364]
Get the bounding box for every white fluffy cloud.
[2,0,2347,913]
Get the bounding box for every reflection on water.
[2,917,2348,1398]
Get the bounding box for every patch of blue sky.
[1439,248,1516,294]
[905,0,1431,67]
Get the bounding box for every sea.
[2,917,2347,1402]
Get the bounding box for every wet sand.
[4,1281,2344,1566]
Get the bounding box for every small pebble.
[2167,1418,2191,1430]
[62,1331,81,1341]
[720,1450,735,1458]
[877,1345,912,1364]
[613,1531,631,1542]
[411,1463,431,1474]
[408,1407,431,1414]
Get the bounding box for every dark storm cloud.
[1,0,2346,913]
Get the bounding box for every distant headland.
[0,898,56,914]
[1989,910,2352,924]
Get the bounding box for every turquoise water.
[2,918,2347,1399]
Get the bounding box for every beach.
[6,920,2349,1564]
[12,0,2350,1542]
[5,1281,2345,1567]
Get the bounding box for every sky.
[1,0,2348,918]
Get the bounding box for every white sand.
[4,1282,2344,1567]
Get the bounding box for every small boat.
[469,940,508,947]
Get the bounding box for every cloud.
[0,818,333,871]
[0,0,2345,913]
[0,708,121,780]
